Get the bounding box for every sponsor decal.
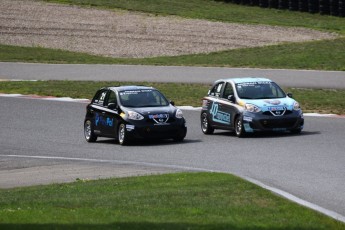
[149,114,169,124]
[95,113,114,127]
[243,116,253,122]
[264,99,281,105]
[210,102,231,124]
[267,106,285,111]
[126,124,135,130]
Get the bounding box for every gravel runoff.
[0,0,337,58]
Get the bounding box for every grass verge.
[0,172,344,229]
[1,38,345,70]
[1,80,345,114]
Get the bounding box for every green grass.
[1,80,345,114]
[1,38,345,70]
[0,172,344,229]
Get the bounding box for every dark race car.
[84,86,187,145]
[201,78,304,137]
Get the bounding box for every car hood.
[122,105,176,116]
[240,97,296,112]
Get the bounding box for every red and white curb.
[1,93,345,118]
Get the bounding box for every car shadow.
[212,130,321,138]
[94,138,202,146]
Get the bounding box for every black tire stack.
[269,0,279,8]
[218,0,344,17]
[308,0,319,13]
[278,0,289,9]
[340,0,345,16]
[289,0,299,10]
[299,0,309,11]
[319,0,330,14]
[259,0,269,7]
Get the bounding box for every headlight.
[245,104,261,113]
[175,109,183,119]
[293,101,301,110]
[127,111,144,120]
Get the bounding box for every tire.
[201,112,214,134]
[84,120,97,142]
[173,129,186,142]
[118,123,129,145]
[235,117,246,137]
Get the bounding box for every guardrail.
[217,0,344,17]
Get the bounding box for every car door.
[101,90,120,137]
[89,89,108,136]
[206,81,232,129]
[218,82,237,129]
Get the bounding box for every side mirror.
[227,95,235,103]
[108,103,118,110]
[170,100,175,106]
[287,93,293,98]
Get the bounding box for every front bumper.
[242,110,304,133]
[124,119,187,140]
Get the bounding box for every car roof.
[106,85,155,91]
[216,77,272,84]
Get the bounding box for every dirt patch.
[0,0,337,58]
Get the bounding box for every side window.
[105,90,117,107]
[209,82,224,97]
[222,83,234,99]
[92,90,107,106]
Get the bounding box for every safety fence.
[217,0,344,17]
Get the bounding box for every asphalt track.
[1,62,345,222]
[1,62,345,89]
[0,96,345,222]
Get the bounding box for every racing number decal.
[210,101,231,125]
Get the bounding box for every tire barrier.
[319,0,330,14]
[299,0,309,11]
[217,0,344,16]
[340,0,345,16]
[308,0,319,13]
[250,0,260,6]
[278,0,289,9]
[329,0,338,15]
[269,0,279,8]
[259,0,269,7]
[289,0,299,11]
[240,0,251,4]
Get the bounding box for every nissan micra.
[201,78,304,137]
[84,86,187,145]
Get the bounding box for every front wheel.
[84,120,97,142]
[118,123,129,145]
[173,128,187,142]
[235,117,246,138]
[290,128,302,134]
[201,112,214,134]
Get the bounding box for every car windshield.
[119,89,170,107]
[235,81,286,99]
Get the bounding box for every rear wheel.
[201,112,214,134]
[84,120,97,142]
[118,123,129,145]
[235,117,246,137]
